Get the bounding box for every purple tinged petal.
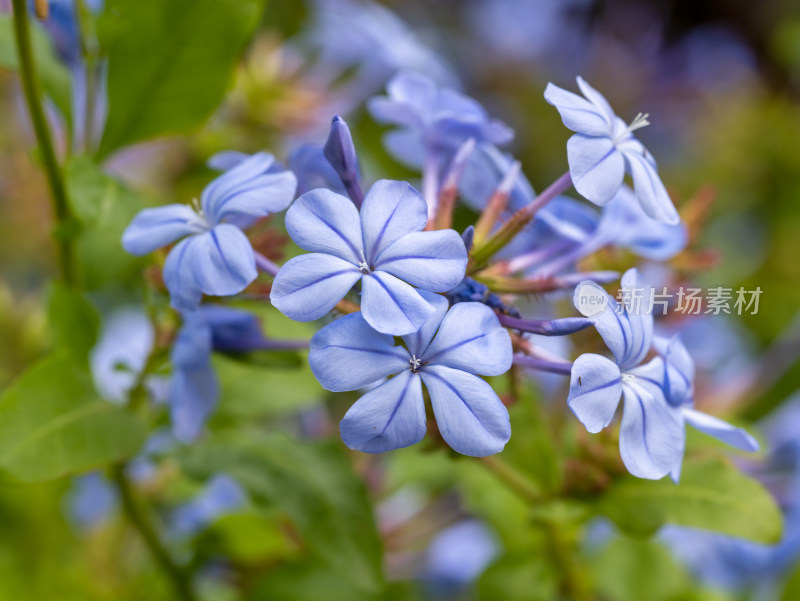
[375,230,468,292]
[567,353,623,433]
[619,381,684,480]
[285,189,364,264]
[567,134,625,206]
[340,371,426,453]
[653,335,695,407]
[324,115,363,205]
[573,280,630,366]
[543,82,611,137]
[270,253,362,322]
[423,302,512,377]
[195,305,267,352]
[623,148,680,225]
[163,237,203,311]
[498,314,594,336]
[309,312,409,392]
[288,144,348,196]
[360,180,428,263]
[682,408,760,452]
[421,365,510,456]
[122,204,207,256]
[361,271,436,335]
[201,152,274,221]
[619,268,654,368]
[206,150,255,171]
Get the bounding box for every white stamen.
[358,249,370,274]
[621,373,635,382]
[625,112,650,135]
[409,355,422,373]
[190,197,203,215]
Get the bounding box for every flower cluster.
[120,72,758,476]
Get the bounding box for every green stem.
[11,0,76,285]
[480,455,544,504]
[111,465,199,601]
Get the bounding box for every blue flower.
[169,305,268,442]
[423,520,499,592]
[308,292,512,456]
[170,474,246,537]
[545,77,680,224]
[66,472,117,530]
[270,180,468,335]
[288,144,348,197]
[568,269,684,479]
[323,115,364,205]
[644,335,759,481]
[122,152,297,311]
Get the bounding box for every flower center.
[357,249,371,275]
[624,112,650,135]
[408,355,423,373]
[188,198,213,230]
[621,373,635,382]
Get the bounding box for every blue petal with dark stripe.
[567,353,623,433]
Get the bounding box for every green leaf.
[0,15,72,128]
[590,538,690,601]
[477,554,559,601]
[65,157,147,292]
[47,282,99,361]
[0,354,147,482]
[598,458,783,543]
[179,435,385,593]
[97,0,264,157]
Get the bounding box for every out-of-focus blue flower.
[369,71,512,169]
[457,144,534,213]
[170,475,246,537]
[66,472,117,530]
[423,520,500,593]
[288,144,348,197]
[122,153,297,311]
[90,308,161,404]
[271,180,467,335]
[37,0,104,66]
[309,292,512,456]
[169,305,268,442]
[568,268,684,479]
[545,77,679,224]
[369,72,513,214]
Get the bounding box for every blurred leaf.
[203,512,300,564]
[477,553,559,601]
[0,354,147,482]
[179,434,385,593]
[598,458,783,543]
[247,561,379,601]
[65,157,147,292]
[781,563,800,601]
[213,353,321,419]
[0,15,72,128]
[590,537,690,601]
[47,282,99,362]
[97,0,264,157]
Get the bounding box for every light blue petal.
[270,253,361,322]
[285,189,363,264]
[360,180,428,263]
[375,230,467,292]
[309,312,409,392]
[340,371,426,453]
[122,204,207,256]
[622,146,680,225]
[213,171,297,222]
[567,353,622,433]
[567,134,625,206]
[619,268,654,369]
[619,380,684,480]
[683,408,759,452]
[422,365,510,457]
[576,77,617,125]
[178,225,257,303]
[544,82,611,137]
[573,280,630,365]
[361,271,435,335]
[201,152,274,221]
[163,237,203,311]
[423,302,512,376]
[652,336,694,407]
[402,290,449,358]
[170,365,218,443]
